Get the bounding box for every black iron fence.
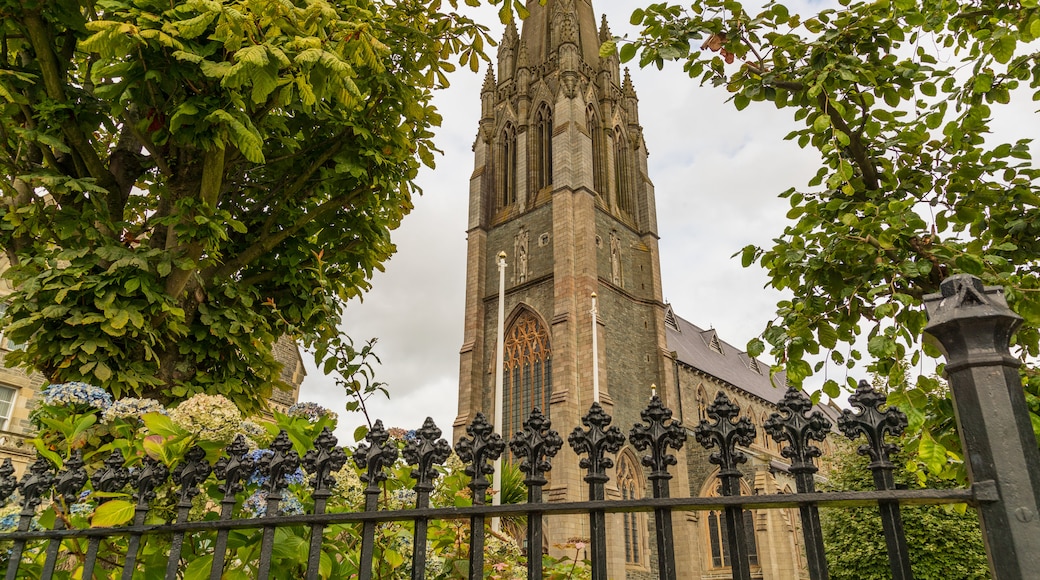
[0,277,1036,580]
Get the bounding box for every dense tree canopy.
[0,0,491,412]
[608,0,1040,473]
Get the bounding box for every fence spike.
[403,417,451,494]
[764,388,832,580]
[569,402,624,580]
[837,380,912,580]
[510,407,562,488]
[355,420,399,580]
[455,412,505,580]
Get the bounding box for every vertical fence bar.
[82,450,131,580]
[354,421,399,580]
[302,427,347,580]
[923,275,1040,578]
[403,418,452,580]
[121,457,168,580]
[164,446,212,580]
[695,392,755,580]
[256,431,301,580]
[509,407,563,580]
[838,380,913,580]
[630,395,686,580]
[455,412,505,580]
[41,451,87,580]
[6,458,54,580]
[568,402,625,580]
[764,388,832,580]
[210,436,254,580]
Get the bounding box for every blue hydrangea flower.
[41,382,113,411]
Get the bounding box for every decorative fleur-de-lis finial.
[630,395,686,482]
[568,402,626,484]
[132,457,169,504]
[837,380,907,470]
[54,450,88,506]
[19,457,55,512]
[402,418,452,494]
[172,446,212,506]
[0,458,17,504]
[354,420,399,495]
[764,388,832,475]
[260,431,303,494]
[91,449,131,495]
[454,413,505,502]
[694,392,755,477]
[304,427,347,493]
[510,407,563,487]
[214,435,255,497]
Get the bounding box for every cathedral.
[452,0,839,578]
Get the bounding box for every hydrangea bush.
[10,384,591,579]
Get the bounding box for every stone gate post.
[923,274,1040,578]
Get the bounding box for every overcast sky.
[296,0,1033,443]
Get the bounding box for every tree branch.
[818,92,880,191]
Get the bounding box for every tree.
[0,0,492,412]
[607,0,1040,471]
[819,440,990,580]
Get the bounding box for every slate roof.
[666,306,842,422]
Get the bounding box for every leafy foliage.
[820,440,990,580]
[0,0,492,412]
[609,0,1040,473]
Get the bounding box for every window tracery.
[534,104,553,192]
[498,123,518,209]
[502,309,552,440]
[617,453,646,567]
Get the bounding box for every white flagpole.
[591,292,599,403]
[492,251,507,532]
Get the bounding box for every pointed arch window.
[614,127,633,216]
[586,105,605,196]
[502,310,553,440]
[498,123,518,209]
[535,104,554,191]
[705,482,760,569]
[617,453,647,566]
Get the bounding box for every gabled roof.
[665,308,787,406]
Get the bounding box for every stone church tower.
[453,0,695,576]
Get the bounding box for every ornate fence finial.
[91,449,131,495]
[568,402,625,485]
[215,435,255,497]
[19,457,55,513]
[454,412,505,502]
[261,431,303,496]
[304,427,348,494]
[510,407,563,488]
[0,458,16,504]
[837,380,906,471]
[630,395,686,483]
[694,392,755,479]
[132,456,169,505]
[172,445,212,507]
[354,420,399,495]
[402,418,451,494]
[53,451,88,507]
[764,388,832,475]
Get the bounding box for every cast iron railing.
[0,277,1036,580]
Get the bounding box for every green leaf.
[182,555,214,580]
[91,500,135,527]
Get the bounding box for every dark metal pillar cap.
[922,274,1022,361]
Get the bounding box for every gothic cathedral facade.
[454,1,830,577]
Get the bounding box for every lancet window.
[586,105,605,197]
[534,104,554,191]
[614,127,633,216]
[497,123,518,209]
[502,309,553,440]
[618,453,646,566]
[705,481,760,569]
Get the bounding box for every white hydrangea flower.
[168,393,242,444]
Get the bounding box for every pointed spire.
[504,20,519,45]
[482,65,496,93]
[599,14,612,43]
[622,68,637,98]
